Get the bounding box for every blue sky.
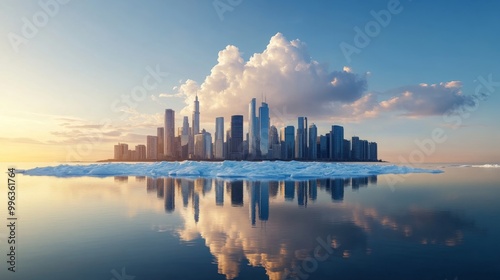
[0,0,499,162]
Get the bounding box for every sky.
[0,0,499,163]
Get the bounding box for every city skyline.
[1,1,499,162]
[113,96,378,162]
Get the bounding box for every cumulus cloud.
[378,81,476,116]
[163,33,368,122]
[156,33,477,124]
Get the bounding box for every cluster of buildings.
[113,96,378,161]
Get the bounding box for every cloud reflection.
[128,176,478,280]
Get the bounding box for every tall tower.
[215,117,224,159]
[164,109,175,158]
[157,127,164,159]
[248,98,259,158]
[295,117,307,159]
[230,115,244,160]
[308,124,317,160]
[192,95,200,136]
[331,125,344,160]
[259,102,269,159]
[182,116,190,136]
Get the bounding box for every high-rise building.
[369,142,378,161]
[135,144,146,160]
[295,117,307,159]
[248,98,259,158]
[157,127,164,159]
[330,125,344,160]
[269,125,280,159]
[230,115,244,160]
[308,124,317,160]
[194,132,205,159]
[215,117,224,159]
[225,129,231,160]
[259,102,269,158]
[361,140,369,161]
[114,143,128,160]
[283,125,295,160]
[164,109,175,158]
[343,139,351,161]
[182,116,189,136]
[204,131,212,159]
[319,135,328,159]
[351,136,361,161]
[192,95,200,136]
[269,125,279,147]
[146,135,158,160]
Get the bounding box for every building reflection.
[215,180,224,206]
[229,181,244,207]
[134,175,478,280]
[249,182,270,225]
[135,176,146,182]
[165,178,175,213]
[114,176,128,183]
[156,178,164,198]
[296,181,307,207]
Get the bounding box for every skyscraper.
[259,102,269,158]
[230,115,244,160]
[369,142,378,161]
[114,143,128,160]
[269,125,280,159]
[248,98,259,158]
[343,139,351,161]
[319,135,328,159]
[284,125,295,160]
[330,125,344,160]
[204,131,212,159]
[215,117,224,159]
[308,124,317,160]
[164,109,175,158]
[157,127,164,159]
[194,132,205,159]
[146,135,158,160]
[182,116,190,136]
[295,117,307,159]
[192,95,200,136]
[351,136,360,161]
[135,144,146,160]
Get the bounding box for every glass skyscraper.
[215,117,224,159]
[259,102,269,158]
[230,115,244,160]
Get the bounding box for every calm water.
[1,163,499,280]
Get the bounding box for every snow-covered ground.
[20,161,443,180]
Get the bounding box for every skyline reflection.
[130,175,477,280]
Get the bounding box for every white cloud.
[377,81,475,116]
[162,33,368,123]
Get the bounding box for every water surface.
[1,163,499,280]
